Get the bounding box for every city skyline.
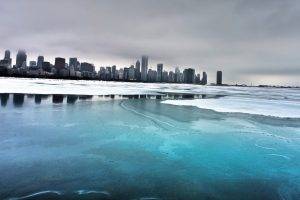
[0,49,214,85]
[1,0,300,86]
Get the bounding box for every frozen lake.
[0,78,300,199]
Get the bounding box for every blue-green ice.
[0,82,300,200]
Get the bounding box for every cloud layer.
[1,0,300,85]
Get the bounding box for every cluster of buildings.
[0,50,223,85]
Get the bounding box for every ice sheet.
[0,77,299,99]
[1,77,299,118]
[162,96,300,118]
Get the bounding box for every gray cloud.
[0,0,300,85]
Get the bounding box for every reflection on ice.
[0,93,205,108]
[67,95,79,104]
[52,94,64,104]
[34,94,42,104]
[12,93,24,107]
[0,93,9,106]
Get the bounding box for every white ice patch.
[162,96,300,118]
[0,77,205,95]
[1,77,299,100]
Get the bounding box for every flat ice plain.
[1,77,299,118]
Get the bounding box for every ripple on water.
[267,153,291,160]
[7,190,111,200]
[7,190,62,200]
[76,189,111,196]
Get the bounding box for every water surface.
[0,94,299,200]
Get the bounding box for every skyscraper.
[195,73,201,84]
[201,72,207,85]
[37,56,44,69]
[216,71,222,85]
[3,50,12,68]
[112,65,117,80]
[69,58,77,68]
[54,57,65,71]
[128,65,135,80]
[183,68,195,83]
[162,71,169,82]
[4,50,10,60]
[175,67,180,83]
[0,50,11,72]
[123,67,129,81]
[168,71,175,83]
[135,60,141,81]
[16,50,27,68]
[69,57,81,71]
[98,67,106,80]
[157,63,163,82]
[118,68,124,80]
[42,61,51,72]
[81,62,95,73]
[141,55,148,82]
[105,66,112,80]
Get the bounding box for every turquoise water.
[0,94,300,200]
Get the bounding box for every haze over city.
[1,0,300,86]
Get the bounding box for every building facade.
[141,55,148,82]
[216,70,222,85]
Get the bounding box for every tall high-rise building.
[54,57,65,71]
[105,66,112,80]
[42,61,51,72]
[69,58,77,68]
[37,56,44,69]
[80,63,95,78]
[4,50,10,60]
[16,50,27,68]
[157,63,163,82]
[2,50,12,68]
[81,62,95,73]
[112,65,117,80]
[168,71,175,83]
[123,67,129,81]
[68,60,75,77]
[147,69,157,82]
[141,55,148,82]
[183,68,195,83]
[201,72,207,85]
[98,67,106,80]
[216,70,222,85]
[195,73,201,84]
[128,65,135,80]
[69,57,81,71]
[162,71,169,82]
[118,68,124,80]
[175,67,180,83]
[135,60,141,81]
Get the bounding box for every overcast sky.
[1,0,300,85]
